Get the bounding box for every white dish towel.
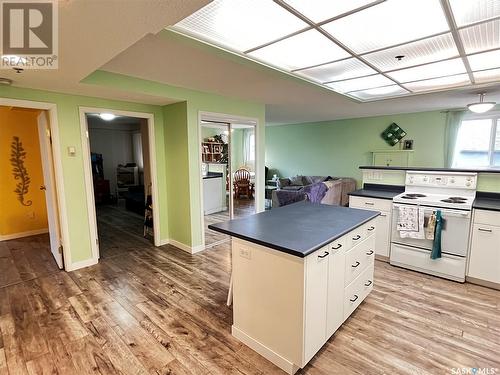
[397,206,425,239]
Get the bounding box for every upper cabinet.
[372,150,414,167]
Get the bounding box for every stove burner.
[401,193,426,199]
[441,198,467,204]
[449,196,467,200]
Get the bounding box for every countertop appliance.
[390,171,477,282]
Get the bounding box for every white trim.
[169,239,205,254]
[198,111,260,251]
[158,238,169,246]
[65,257,98,272]
[0,228,49,241]
[79,107,162,266]
[0,98,71,270]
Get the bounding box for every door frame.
[0,97,71,269]
[79,107,160,264]
[198,111,260,250]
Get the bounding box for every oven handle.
[392,204,471,218]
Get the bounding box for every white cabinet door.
[374,213,390,257]
[468,224,500,284]
[326,238,346,338]
[304,248,329,364]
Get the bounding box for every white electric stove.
[390,171,478,282]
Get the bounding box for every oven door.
[391,204,471,257]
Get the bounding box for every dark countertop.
[203,172,223,180]
[348,183,404,200]
[473,192,500,212]
[208,201,379,258]
[359,166,500,174]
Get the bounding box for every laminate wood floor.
[1,228,499,374]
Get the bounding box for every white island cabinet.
[231,219,376,374]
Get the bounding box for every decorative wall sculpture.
[10,136,32,206]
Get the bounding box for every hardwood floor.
[1,226,499,374]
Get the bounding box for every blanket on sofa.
[302,181,329,203]
[275,189,306,207]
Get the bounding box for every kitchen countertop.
[349,183,404,200]
[208,201,379,258]
[473,192,500,212]
[203,172,223,179]
[359,166,500,174]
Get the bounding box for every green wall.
[0,85,168,264]
[266,111,447,185]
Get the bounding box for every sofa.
[272,175,356,208]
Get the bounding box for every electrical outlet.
[239,247,251,260]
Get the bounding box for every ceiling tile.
[467,49,500,71]
[322,0,449,53]
[473,67,500,83]
[402,74,470,92]
[363,33,459,71]
[296,58,377,82]
[326,74,395,93]
[449,0,500,27]
[174,0,308,52]
[387,58,466,82]
[248,29,350,71]
[282,0,379,23]
[460,19,500,54]
[348,85,409,100]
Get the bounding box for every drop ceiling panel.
[282,0,379,23]
[449,0,500,27]
[460,19,500,54]
[348,85,409,100]
[248,29,350,71]
[296,58,377,83]
[322,0,449,53]
[473,67,500,83]
[402,74,471,92]
[326,74,395,93]
[468,49,500,71]
[387,58,466,82]
[363,33,459,71]
[174,0,307,51]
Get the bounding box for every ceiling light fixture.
[467,93,496,113]
[99,113,116,121]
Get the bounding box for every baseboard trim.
[0,228,49,241]
[158,238,169,246]
[168,239,205,254]
[232,326,300,375]
[66,257,98,272]
[466,276,500,290]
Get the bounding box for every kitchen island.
[209,202,379,374]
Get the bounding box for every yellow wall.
[0,106,48,237]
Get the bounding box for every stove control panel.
[405,172,477,189]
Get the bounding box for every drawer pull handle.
[351,261,360,268]
[365,280,373,286]
[366,250,374,255]
[367,226,375,231]
[350,295,359,302]
[318,251,330,259]
[364,202,375,206]
[478,228,492,233]
[352,235,361,241]
[331,243,342,250]
[380,213,387,217]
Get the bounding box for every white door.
[37,111,64,269]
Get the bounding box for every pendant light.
[467,93,496,113]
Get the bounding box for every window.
[453,115,500,168]
[249,133,255,162]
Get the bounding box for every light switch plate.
[67,146,76,156]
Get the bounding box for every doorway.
[0,104,65,279]
[199,114,258,249]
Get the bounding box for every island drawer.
[344,262,374,319]
[345,235,375,286]
[328,235,348,253]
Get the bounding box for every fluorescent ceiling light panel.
[322,0,449,54]
[449,0,500,27]
[460,19,500,54]
[348,85,409,100]
[467,49,500,71]
[174,0,307,52]
[402,74,470,92]
[282,0,379,23]
[363,33,459,71]
[473,67,500,83]
[296,58,377,82]
[248,29,350,71]
[387,58,466,82]
[326,74,395,93]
